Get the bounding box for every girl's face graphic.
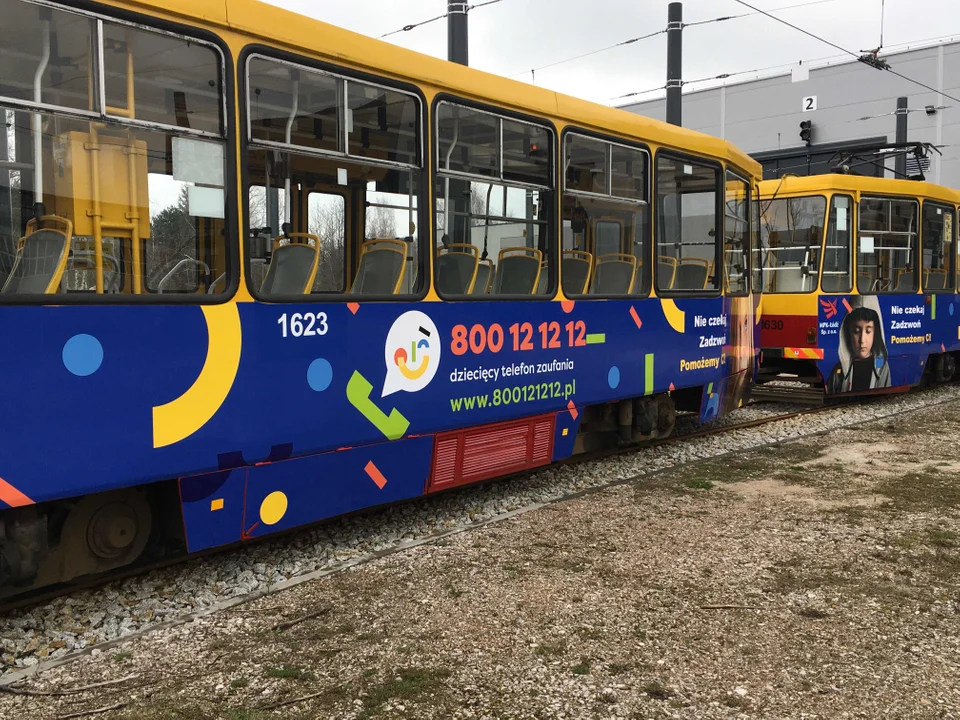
[850,320,874,359]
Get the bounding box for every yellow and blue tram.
[0,0,761,597]
[755,172,960,402]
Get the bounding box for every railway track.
[3,383,959,684]
[0,398,834,617]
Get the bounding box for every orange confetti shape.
[629,306,642,329]
[347,302,360,315]
[560,300,576,314]
[567,400,579,421]
[364,461,388,490]
[0,477,33,508]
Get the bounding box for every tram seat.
[471,259,494,294]
[536,263,549,294]
[894,268,917,292]
[436,243,479,295]
[350,239,407,295]
[774,265,811,293]
[857,270,877,292]
[1,216,72,295]
[561,250,592,295]
[492,247,542,294]
[657,256,677,289]
[260,234,320,295]
[674,259,710,290]
[591,253,636,295]
[820,274,846,292]
[925,269,947,291]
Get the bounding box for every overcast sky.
[262,0,959,106]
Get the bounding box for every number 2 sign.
[802,96,817,112]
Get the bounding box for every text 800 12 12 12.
[451,321,587,356]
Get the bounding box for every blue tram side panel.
[0,292,753,551]
[816,293,957,395]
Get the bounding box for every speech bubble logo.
[382,310,440,397]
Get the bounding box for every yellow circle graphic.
[259,491,288,526]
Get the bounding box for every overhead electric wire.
[508,30,666,79]
[729,0,960,105]
[507,0,838,81]
[380,0,503,39]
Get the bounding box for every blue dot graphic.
[307,358,333,392]
[950,302,955,317]
[608,366,620,389]
[62,334,103,377]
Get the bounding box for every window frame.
[755,193,827,295]
[856,193,920,295]
[654,149,723,299]
[0,0,238,305]
[920,199,955,294]
[431,93,557,301]
[240,45,429,304]
[820,192,854,294]
[561,127,651,300]
[722,168,751,298]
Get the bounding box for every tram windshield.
[756,196,825,293]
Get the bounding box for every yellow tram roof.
[115,0,761,177]
[758,173,960,204]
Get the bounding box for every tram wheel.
[932,354,956,384]
[59,489,153,581]
[656,395,676,438]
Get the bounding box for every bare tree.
[309,197,345,291]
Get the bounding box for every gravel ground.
[0,388,957,678]
[1,394,959,719]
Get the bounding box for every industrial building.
[620,38,960,186]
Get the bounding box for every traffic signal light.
[799,120,813,146]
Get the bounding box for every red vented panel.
[427,414,556,493]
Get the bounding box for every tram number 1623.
[278,312,330,338]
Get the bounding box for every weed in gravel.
[359,667,451,719]
[643,680,673,700]
[113,652,132,662]
[877,468,960,509]
[722,694,750,709]
[926,528,958,548]
[607,662,632,675]
[226,710,262,720]
[684,478,714,490]
[797,607,830,619]
[535,640,567,656]
[265,665,316,681]
[572,658,591,675]
[230,678,249,689]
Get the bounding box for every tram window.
[248,57,339,155]
[103,24,222,135]
[755,196,825,294]
[565,135,607,195]
[307,193,347,292]
[723,173,749,296]
[857,196,918,294]
[245,55,424,299]
[821,195,853,293]
[562,134,649,297]
[0,0,95,112]
[434,102,554,299]
[921,202,955,293]
[0,3,230,301]
[751,192,762,293]
[656,155,720,293]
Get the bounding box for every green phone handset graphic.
[346,371,410,441]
